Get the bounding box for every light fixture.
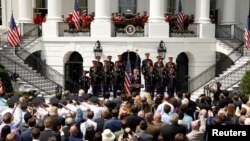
[93,40,103,58]
[157,40,167,59]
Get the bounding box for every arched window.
[119,0,137,14]
[166,0,176,15]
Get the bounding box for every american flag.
[72,0,80,29]
[177,0,184,31]
[7,13,20,48]
[244,17,250,49]
[124,54,132,95]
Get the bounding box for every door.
[176,53,189,93]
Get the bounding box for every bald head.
[191,120,200,131]
[65,117,73,126]
[69,125,78,136]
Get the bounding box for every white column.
[43,0,63,38]
[18,0,33,22]
[94,0,110,22]
[194,0,215,38]
[47,0,62,21]
[196,0,210,23]
[220,0,236,25]
[147,0,169,37]
[148,0,165,22]
[91,0,112,37]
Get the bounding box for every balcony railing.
[58,22,90,37]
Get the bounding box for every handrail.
[188,25,244,94]
[204,62,250,95]
[188,45,243,93]
[0,53,60,94]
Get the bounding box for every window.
[119,0,137,14]
[166,0,176,15]
[34,0,47,17]
[78,0,88,13]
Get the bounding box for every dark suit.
[68,135,83,141]
[125,114,144,132]
[137,130,153,141]
[161,124,187,141]
[21,128,32,141]
[39,129,61,141]
[94,117,107,132]
[103,117,121,133]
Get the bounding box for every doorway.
[121,51,141,73]
[64,52,83,93]
[176,52,189,93]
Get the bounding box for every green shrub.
[239,70,250,96]
[0,64,13,93]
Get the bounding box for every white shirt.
[80,119,97,139]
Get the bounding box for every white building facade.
[0,0,249,93]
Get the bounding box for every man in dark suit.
[103,109,121,133]
[161,113,187,141]
[125,106,144,132]
[68,125,83,141]
[39,116,61,141]
[21,118,36,141]
[137,120,153,141]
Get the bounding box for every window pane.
[119,0,137,14]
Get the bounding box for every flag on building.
[177,0,184,31]
[244,17,250,49]
[7,13,20,48]
[124,53,132,95]
[72,0,80,29]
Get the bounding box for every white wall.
[42,38,215,79]
[236,0,249,26]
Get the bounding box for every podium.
[130,84,144,89]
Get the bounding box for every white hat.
[102,129,115,141]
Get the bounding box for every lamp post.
[157,40,167,60]
[93,40,103,58]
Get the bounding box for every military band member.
[89,60,99,74]
[90,66,102,96]
[107,55,114,72]
[142,53,153,74]
[95,55,103,71]
[156,67,168,95]
[111,65,123,98]
[145,66,156,98]
[167,67,176,98]
[102,66,112,93]
[165,57,176,72]
[79,70,90,94]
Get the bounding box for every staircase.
[0,25,64,95]
[189,24,245,100]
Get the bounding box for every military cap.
[156,55,161,58]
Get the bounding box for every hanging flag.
[72,0,80,29]
[177,0,184,31]
[124,53,132,95]
[7,13,20,48]
[244,17,250,49]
